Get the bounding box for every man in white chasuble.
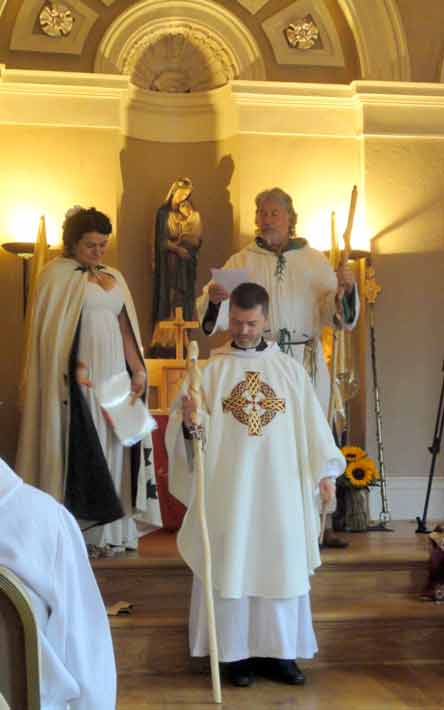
[196,187,359,548]
[0,457,116,709]
[166,283,345,687]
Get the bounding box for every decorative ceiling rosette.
[284,16,321,50]
[39,3,74,38]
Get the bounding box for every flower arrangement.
[339,446,380,489]
[333,446,379,532]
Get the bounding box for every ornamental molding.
[0,67,128,129]
[262,0,345,68]
[337,0,410,80]
[125,23,238,92]
[231,80,444,138]
[1,68,444,140]
[94,0,266,82]
[10,0,98,55]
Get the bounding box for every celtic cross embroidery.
[222,371,286,436]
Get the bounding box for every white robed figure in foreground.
[0,457,116,709]
[166,282,345,687]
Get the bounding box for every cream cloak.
[166,343,345,599]
[16,256,152,521]
[0,457,116,710]
[196,240,359,411]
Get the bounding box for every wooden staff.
[319,504,328,545]
[327,186,358,428]
[187,341,222,704]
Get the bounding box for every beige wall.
[364,137,444,477]
[0,125,120,465]
[238,134,361,247]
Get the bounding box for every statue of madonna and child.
[149,177,203,357]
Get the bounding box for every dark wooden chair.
[0,566,40,709]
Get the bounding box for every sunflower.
[341,445,367,464]
[345,457,379,488]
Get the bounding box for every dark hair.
[62,207,112,256]
[229,282,269,317]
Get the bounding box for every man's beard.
[260,227,287,251]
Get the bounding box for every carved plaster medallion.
[39,3,74,38]
[284,17,320,50]
[262,0,344,67]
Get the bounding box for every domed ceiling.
[0,0,361,85]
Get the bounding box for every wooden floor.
[117,663,444,709]
[133,519,432,564]
[92,522,444,709]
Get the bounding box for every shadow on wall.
[117,140,237,358]
[372,193,444,255]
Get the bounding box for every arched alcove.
[94,0,266,84]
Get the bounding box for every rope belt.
[277,328,318,385]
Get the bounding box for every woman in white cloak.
[16,207,160,554]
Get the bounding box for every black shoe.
[255,658,306,685]
[227,659,255,687]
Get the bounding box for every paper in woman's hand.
[95,371,157,446]
[210,268,249,294]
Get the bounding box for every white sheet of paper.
[210,268,249,294]
[95,371,157,447]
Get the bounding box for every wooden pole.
[327,211,339,428]
[319,502,328,545]
[328,186,358,429]
[187,341,222,704]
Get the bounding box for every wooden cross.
[158,307,199,360]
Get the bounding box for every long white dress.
[78,281,138,550]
